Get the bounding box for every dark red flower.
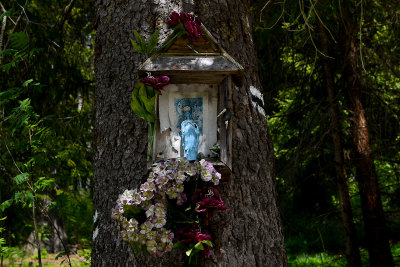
[139,75,170,90]
[192,187,228,222]
[166,11,202,43]
[167,11,181,26]
[176,224,212,258]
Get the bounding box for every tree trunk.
[341,3,394,266]
[319,23,362,267]
[92,1,287,266]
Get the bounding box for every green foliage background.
[1,0,400,266]
[253,0,400,264]
[0,0,95,259]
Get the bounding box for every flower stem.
[147,122,156,161]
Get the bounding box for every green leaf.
[143,95,156,117]
[13,191,24,203]
[147,30,159,54]
[130,38,143,54]
[133,30,142,45]
[27,192,34,204]
[22,79,34,87]
[0,10,11,21]
[185,248,193,256]
[184,205,192,212]
[201,240,213,247]
[172,241,185,249]
[194,242,204,250]
[0,49,17,57]
[138,85,155,122]
[133,30,147,53]
[9,32,29,51]
[131,87,150,121]
[13,173,28,185]
[0,200,13,212]
[145,85,155,98]
[34,177,55,191]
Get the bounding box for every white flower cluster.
[112,158,221,256]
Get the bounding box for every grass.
[3,243,400,266]
[288,243,400,266]
[2,249,90,267]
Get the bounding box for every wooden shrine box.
[138,25,243,177]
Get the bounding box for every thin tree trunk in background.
[92,0,287,266]
[341,3,394,266]
[32,199,42,267]
[319,24,362,267]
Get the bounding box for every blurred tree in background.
[253,0,400,266]
[0,0,95,263]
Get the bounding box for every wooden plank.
[205,158,231,181]
[139,72,225,84]
[140,56,241,72]
[165,34,218,54]
[219,76,232,170]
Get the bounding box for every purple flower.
[139,75,170,91]
[140,181,155,192]
[140,221,153,234]
[152,217,167,228]
[146,240,157,254]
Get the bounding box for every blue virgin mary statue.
[181,106,200,161]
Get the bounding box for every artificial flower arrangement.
[112,158,227,264]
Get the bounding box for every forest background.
[1,0,400,266]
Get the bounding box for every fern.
[13,173,29,185]
[9,32,29,51]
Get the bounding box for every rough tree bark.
[319,24,362,267]
[341,2,394,267]
[92,0,287,266]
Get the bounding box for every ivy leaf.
[13,173,28,185]
[194,242,204,250]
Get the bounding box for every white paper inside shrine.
[156,84,218,160]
